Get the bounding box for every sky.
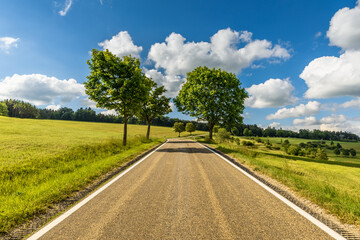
[1,0,360,135]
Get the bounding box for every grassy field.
[199,136,360,228]
[0,116,204,233]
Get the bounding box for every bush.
[349,148,356,157]
[315,148,328,160]
[255,136,262,143]
[342,149,350,156]
[231,127,239,136]
[217,128,231,142]
[242,140,254,146]
[287,145,301,156]
[334,148,341,155]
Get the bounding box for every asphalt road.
[35,140,334,239]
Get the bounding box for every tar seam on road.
[27,141,168,240]
[198,142,346,240]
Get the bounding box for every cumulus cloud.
[98,31,143,58]
[46,104,61,111]
[293,116,318,126]
[59,0,72,16]
[99,109,118,116]
[300,51,360,98]
[268,122,281,129]
[266,101,320,120]
[0,74,85,105]
[245,78,297,108]
[327,2,360,50]
[144,68,184,97]
[80,97,98,109]
[148,28,290,76]
[0,37,19,53]
[339,97,360,108]
[292,114,354,133]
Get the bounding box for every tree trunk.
[146,121,151,139]
[209,123,214,139]
[123,117,128,146]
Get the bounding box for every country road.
[31,140,337,239]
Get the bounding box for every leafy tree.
[137,81,171,139]
[231,126,239,136]
[342,149,350,156]
[0,102,8,116]
[349,148,356,157]
[334,148,341,156]
[243,128,250,137]
[84,50,151,145]
[287,145,300,156]
[217,128,231,142]
[185,122,196,135]
[173,122,185,137]
[315,148,328,160]
[174,66,247,139]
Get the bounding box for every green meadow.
[200,136,360,228]
[0,116,203,233]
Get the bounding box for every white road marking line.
[198,142,346,240]
[27,141,168,240]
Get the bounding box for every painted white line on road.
[27,141,168,240]
[199,142,346,240]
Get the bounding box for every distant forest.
[1,99,359,142]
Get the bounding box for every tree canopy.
[173,122,185,137]
[174,66,247,139]
[84,49,151,145]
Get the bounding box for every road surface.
[33,140,335,239]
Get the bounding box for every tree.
[173,122,185,137]
[185,122,196,135]
[0,102,8,116]
[137,81,172,139]
[334,148,341,156]
[349,148,356,157]
[217,128,231,142]
[174,66,247,139]
[84,50,151,145]
[231,127,239,136]
[243,128,250,137]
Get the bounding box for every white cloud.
[0,37,19,53]
[0,74,85,105]
[245,78,297,108]
[98,31,143,58]
[320,114,347,124]
[268,122,281,129]
[148,28,290,76]
[59,0,72,16]
[80,97,98,109]
[339,97,360,108]
[169,102,175,111]
[99,109,118,116]
[144,68,184,97]
[300,51,360,98]
[315,32,322,38]
[266,101,320,120]
[327,2,360,50]
[46,104,61,111]
[293,116,318,126]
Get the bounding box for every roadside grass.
[0,116,205,233]
[198,136,360,228]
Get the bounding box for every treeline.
[0,99,209,131]
[233,124,359,142]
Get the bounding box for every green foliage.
[315,148,328,160]
[334,148,341,155]
[0,102,8,116]
[242,140,254,146]
[342,149,350,156]
[350,148,357,157]
[255,136,262,143]
[137,81,172,139]
[213,125,220,133]
[173,122,185,137]
[84,50,151,145]
[2,99,39,118]
[185,122,196,135]
[231,126,239,136]
[243,128,249,136]
[287,145,301,156]
[217,128,231,142]
[174,66,247,139]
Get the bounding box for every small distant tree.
[185,122,196,135]
[0,102,8,116]
[243,128,250,137]
[287,145,300,156]
[349,148,356,157]
[137,81,172,139]
[334,148,341,156]
[342,149,350,156]
[84,50,151,145]
[231,127,239,136]
[173,122,185,137]
[315,148,328,160]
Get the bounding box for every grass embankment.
[198,136,360,228]
[0,116,204,233]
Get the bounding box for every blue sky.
[1,0,360,134]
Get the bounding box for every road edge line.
[198,142,346,240]
[27,140,168,240]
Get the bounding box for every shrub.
[342,149,350,156]
[315,148,328,160]
[334,148,341,155]
[217,128,231,142]
[255,136,262,143]
[287,145,301,156]
[231,127,239,136]
[349,148,356,157]
[242,140,254,146]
